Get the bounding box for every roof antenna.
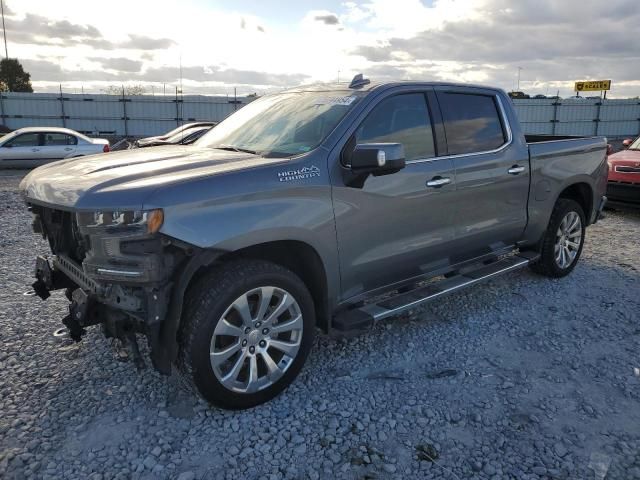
[349,73,370,89]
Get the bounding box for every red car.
[607,136,640,207]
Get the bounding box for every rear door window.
[355,93,435,161]
[44,133,77,146]
[4,133,41,147]
[436,92,506,155]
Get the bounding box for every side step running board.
[332,251,539,333]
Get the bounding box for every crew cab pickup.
[20,76,608,409]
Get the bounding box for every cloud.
[350,0,640,94]
[314,13,339,25]
[1,1,15,15]
[90,57,143,73]
[22,58,309,89]
[5,14,174,51]
[139,65,309,87]
[118,34,175,50]
[21,59,122,82]
[352,44,394,63]
[5,13,103,46]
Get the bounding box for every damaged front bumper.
[33,252,175,372]
[26,203,224,374]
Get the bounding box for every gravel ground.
[1,170,639,480]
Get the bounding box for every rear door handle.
[426,176,451,188]
[64,147,73,151]
[508,165,525,175]
[31,148,40,152]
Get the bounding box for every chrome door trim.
[407,95,514,165]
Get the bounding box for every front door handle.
[426,176,451,188]
[64,147,73,151]
[31,148,40,152]
[508,165,525,175]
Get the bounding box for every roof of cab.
[282,79,504,95]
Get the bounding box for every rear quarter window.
[437,92,507,155]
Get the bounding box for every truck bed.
[524,134,608,242]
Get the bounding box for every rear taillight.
[103,144,110,153]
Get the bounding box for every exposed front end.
[28,203,192,373]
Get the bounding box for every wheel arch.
[212,240,331,333]
[557,182,593,224]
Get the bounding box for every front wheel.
[530,198,586,278]
[177,260,315,409]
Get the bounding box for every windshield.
[196,90,363,157]
[629,137,640,150]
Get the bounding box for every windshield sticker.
[314,95,357,106]
[278,165,321,182]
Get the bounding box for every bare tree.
[102,85,147,96]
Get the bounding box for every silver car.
[0,127,110,168]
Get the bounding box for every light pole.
[517,67,523,91]
[0,0,8,59]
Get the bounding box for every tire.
[529,198,586,278]
[177,259,315,409]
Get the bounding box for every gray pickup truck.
[20,75,608,409]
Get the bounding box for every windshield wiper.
[213,145,259,155]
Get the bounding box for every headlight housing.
[76,208,164,234]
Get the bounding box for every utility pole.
[1,0,8,59]
[517,67,523,91]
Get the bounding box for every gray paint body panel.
[20,81,608,317]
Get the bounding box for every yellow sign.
[575,80,611,92]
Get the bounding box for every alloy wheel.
[554,211,582,269]
[209,286,303,393]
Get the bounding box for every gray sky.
[5,0,639,97]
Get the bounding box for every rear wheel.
[178,260,315,409]
[530,198,586,278]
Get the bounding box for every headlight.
[76,208,164,234]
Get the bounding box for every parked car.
[508,91,530,99]
[533,94,547,99]
[21,76,608,409]
[134,122,217,148]
[0,127,109,168]
[134,125,213,148]
[606,136,640,207]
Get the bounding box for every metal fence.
[0,91,250,137]
[0,92,639,139]
[512,98,640,138]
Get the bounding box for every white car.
[0,127,110,168]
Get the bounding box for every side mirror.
[350,143,405,175]
[622,139,633,148]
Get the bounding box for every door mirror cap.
[351,143,405,174]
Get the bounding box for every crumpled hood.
[20,146,284,210]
